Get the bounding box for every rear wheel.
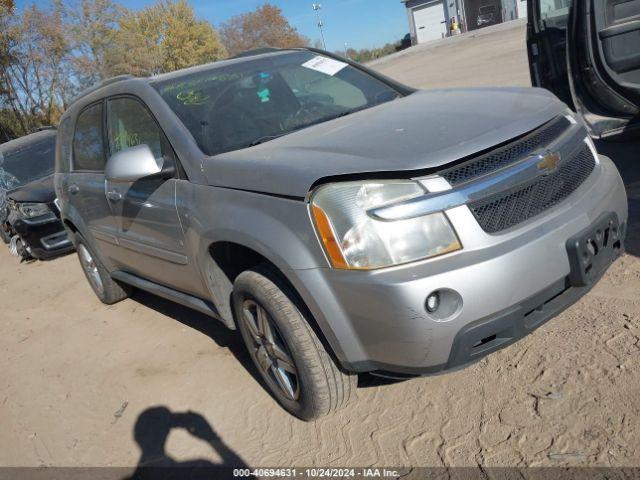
[75,235,131,305]
[233,266,356,420]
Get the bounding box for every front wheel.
[233,266,356,420]
[0,227,10,245]
[75,234,132,305]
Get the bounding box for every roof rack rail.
[71,74,135,104]
[230,47,285,59]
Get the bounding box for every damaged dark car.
[1,128,74,260]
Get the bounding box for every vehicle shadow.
[357,373,408,388]
[130,289,263,386]
[124,406,249,480]
[595,139,640,257]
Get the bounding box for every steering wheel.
[291,101,326,121]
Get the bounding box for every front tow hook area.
[566,212,624,287]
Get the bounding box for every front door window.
[107,98,165,160]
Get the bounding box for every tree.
[55,0,124,90]
[220,3,308,57]
[0,0,227,139]
[113,0,226,76]
[0,3,69,136]
[339,41,401,64]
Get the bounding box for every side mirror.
[105,144,172,183]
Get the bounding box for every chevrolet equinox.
[55,48,628,420]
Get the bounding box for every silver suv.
[55,48,628,420]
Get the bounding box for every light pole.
[312,3,326,50]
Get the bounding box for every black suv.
[1,129,73,260]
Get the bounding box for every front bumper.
[10,211,74,260]
[291,154,628,375]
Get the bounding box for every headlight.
[311,180,461,270]
[17,202,50,219]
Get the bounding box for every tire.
[233,265,356,420]
[0,227,10,245]
[74,234,132,305]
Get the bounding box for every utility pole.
[312,3,326,50]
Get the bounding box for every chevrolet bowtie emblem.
[537,151,561,174]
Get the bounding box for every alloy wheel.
[241,300,300,401]
[78,244,104,296]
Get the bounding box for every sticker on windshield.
[301,56,348,76]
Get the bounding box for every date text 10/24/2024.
[233,468,401,478]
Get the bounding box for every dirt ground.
[1,20,640,471]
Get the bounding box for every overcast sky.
[14,0,409,51]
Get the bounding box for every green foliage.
[340,42,400,64]
[114,0,227,77]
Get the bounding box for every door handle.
[106,190,122,202]
[68,184,80,194]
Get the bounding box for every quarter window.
[73,103,105,171]
[107,98,163,159]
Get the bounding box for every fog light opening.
[426,292,440,313]
[424,288,463,322]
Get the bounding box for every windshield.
[0,134,56,192]
[152,51,401,156]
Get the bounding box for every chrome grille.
[441,116,572,186]
[468,145,596,234]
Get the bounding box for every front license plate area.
[566,213,623,287]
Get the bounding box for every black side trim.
[213,185,304,202]
[111,271,223,322]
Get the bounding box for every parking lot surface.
[1,20,639,470]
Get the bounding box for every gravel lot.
[1,20,639,472]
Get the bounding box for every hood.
[202,87,567,198]
[7,174,56,204]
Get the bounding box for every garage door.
[414,2,447,44]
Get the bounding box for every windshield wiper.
[325,106,370,121]
[247,106,371,148]
[249,133,288,147]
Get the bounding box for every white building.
[402,0,528,45]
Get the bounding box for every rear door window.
[73,103,106,171]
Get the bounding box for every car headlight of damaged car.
[17,202,50,219]
[311,180,461,270]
